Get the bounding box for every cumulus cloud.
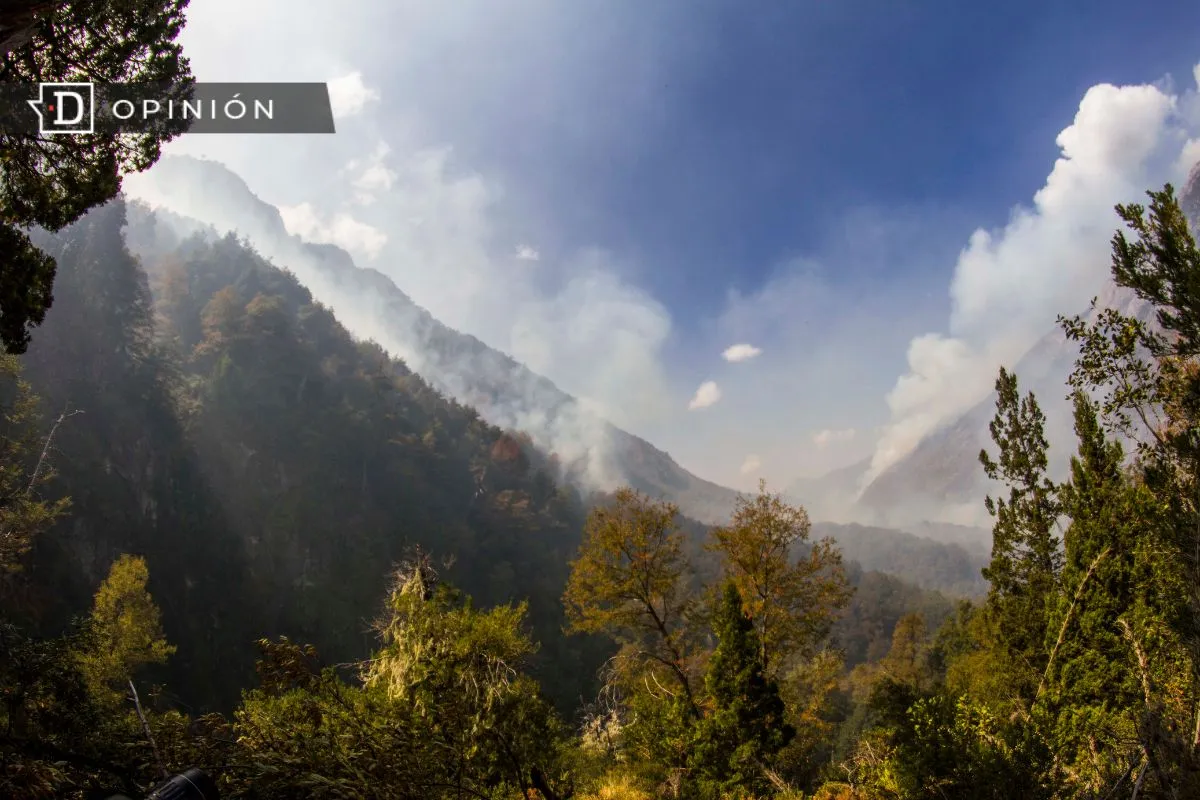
[814,428,856,448]
[515,244,540,261]
[722,343,762,362]
[740,454,762,475]
[327,71,380,118]
[865,76,1198,487]
[278,202,388,259]
[688,381,722,410]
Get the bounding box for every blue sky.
[127,0,1200,493]
[407,1,1200,311]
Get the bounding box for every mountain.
[811,522,987,598]
[124,155,745,525]
[799,160,1200,529]
[785,457,870,522]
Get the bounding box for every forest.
[3,2,1200,798]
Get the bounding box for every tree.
[1034,391,1167,795]
[0,352,70,576]
[689,581,793,798]
[75,554,175,706]
[361,557,571,799]
[707,481,851,674]
[0,0,192,353]
[978,367,1061,706]
[1060,185,1200,796]
[878,613,930,690]
[564,488,699,711]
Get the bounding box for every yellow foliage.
[576,771,653,800]
[75,553,175,705]
[812,782,864,800]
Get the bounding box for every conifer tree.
[1038,392,1158,794]
[690,581,794,798]
[978,367,1061,705]
[0,353,70,576]
[1060,184,1200,796]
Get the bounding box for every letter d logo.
[28,82,94,135]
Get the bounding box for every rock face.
[124,155,745,523]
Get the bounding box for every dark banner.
[0,82,336,136]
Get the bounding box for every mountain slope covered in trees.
[126,155,746,526]
[16,197,609,710]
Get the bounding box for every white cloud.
[740,454,761,475]
[688,381,721,411]
[515,244,540,261]
[278,202,388,259]
[722,343,762,362]
[866,77,1197,486]
[813,428,856,448]
[327,71,380,118]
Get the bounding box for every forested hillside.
[13,197,609,710]
[126,155,747,526]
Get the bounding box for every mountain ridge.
[125,156,747,524]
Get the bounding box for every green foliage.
[0,353,69,576]
[689,582,794,798]
[230,562,572,800]
[854,684,1053,800]
[978,367,1061,706]
[0,0,192,353]
[1058,184,1200,797]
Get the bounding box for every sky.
[124,0,1200,494]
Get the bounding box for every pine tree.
[1060,184,1200,795]
[690,581,794,797]
[1038,392,1158,794]
[978,367,1061,706]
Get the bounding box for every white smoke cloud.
[515,244,540,261]
[722,343,762,362]
[740,454,761,475]
[813,428,856,448]
[327,71,380,118]
[278,202,388,259]
[865,76,1199,487]
[688,381,722,410]
[345,142,397,205]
